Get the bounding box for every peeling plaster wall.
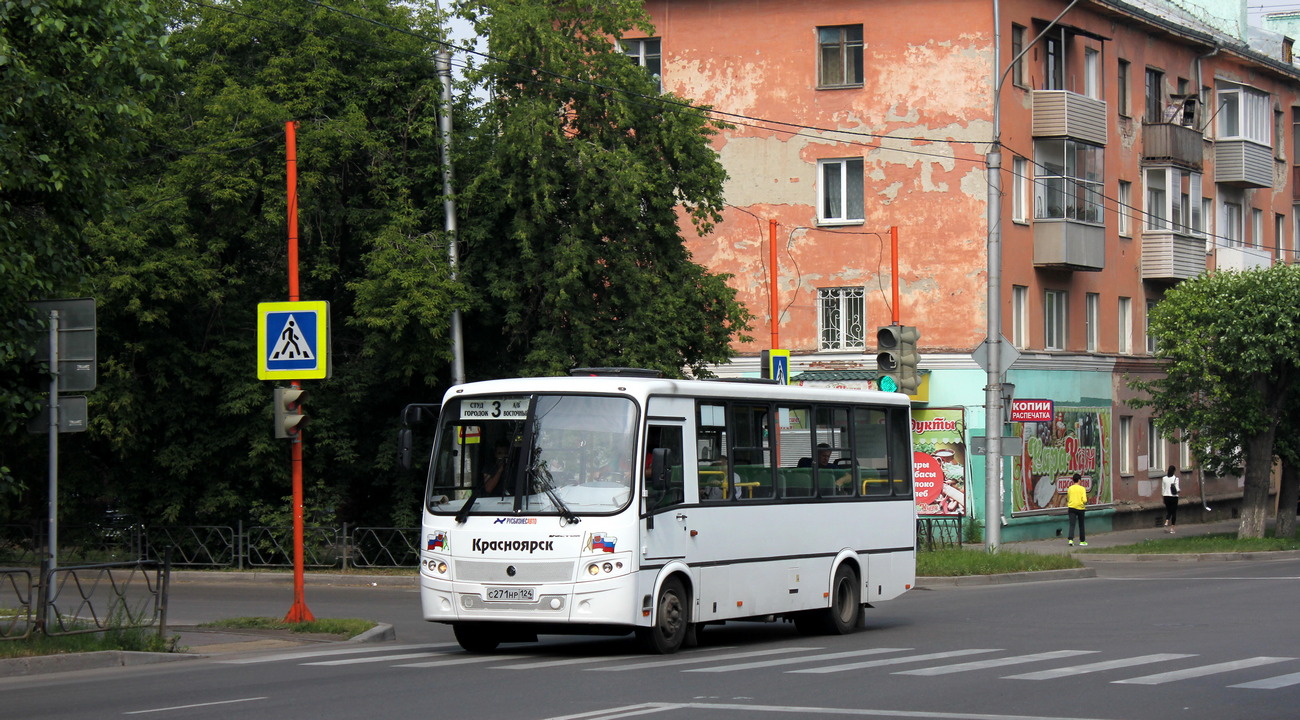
[645,0,996,355]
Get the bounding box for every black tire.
[795,564,861,635]
[825,563,862,634]
[636,577,688,654]
[453,622,501,653]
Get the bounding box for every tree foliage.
[0,0,174,491]
[23,0,461,526]
[3,0,753,531]
[455,0,751,379]
[1132,264,1300,538]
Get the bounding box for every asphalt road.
[5,556,1300,720]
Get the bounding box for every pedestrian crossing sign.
[258,301,330,380]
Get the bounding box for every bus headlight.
[425,558,449,575]
[585,560,625,577]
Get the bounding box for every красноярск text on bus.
[407,369,917,654]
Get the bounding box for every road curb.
[0,623,396,679]
[916,567,1096,588]
[1072,549,1300,563]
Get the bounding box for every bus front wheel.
[636,577,688,654]
[453,622,501,653]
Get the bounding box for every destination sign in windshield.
[459,397,530,420]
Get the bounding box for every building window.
[1044,35,1063,91]
[1084,48,1100,100]
[818,25,863,88]
[1035,140,1104,223]
[1011,24,1027,88]
[1148,418,1164,474]
[1117,59,1131,117]
[620,38,662,92]
[1145,299,1158,354]
[1012,285,1028,349]
[1277,213,1287,260]
[1044,289,1067,351]
[1118,296,1132,354]
[1217,84,1271,144]
[1220,199,1243,248]
[1145,68,1164,123]
[1179,432,1192,470]
[1085,293,1099,352]
[1012,157,1028,223]
[818,158,864,224]
[1119,416,1133,475]
[818,287,865,351]
[1251,208,1263,249]
[1144,167,1202,234]
[1118,180,1132,237]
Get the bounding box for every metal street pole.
[437,47,466,387]
[986,0,1081,551]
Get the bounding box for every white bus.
[410,369,916,654]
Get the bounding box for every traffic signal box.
[876,325,921,395]
[274,387,308,438]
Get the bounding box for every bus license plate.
[485,587,535,602]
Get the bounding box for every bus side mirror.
[398,428,414,470]
[650,448,670,492]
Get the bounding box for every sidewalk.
[1004,518,1244,555]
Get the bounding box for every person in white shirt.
[1161,465,1180,533]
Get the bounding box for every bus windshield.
[427,394,639,517]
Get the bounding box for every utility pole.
[437,46,466,387]
[985,0,1081,551]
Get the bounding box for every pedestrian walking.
[1066,473,1088,546]
[1161,465,1180,533]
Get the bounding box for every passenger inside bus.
[797,443,833,468]
[480,441,512,496]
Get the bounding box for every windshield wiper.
[530,459,580,525]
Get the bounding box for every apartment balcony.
[1031,90,1107,145]
[1142,122,1203,170]
[1214,140,1274,188]
[1033,219,1105,271]
[1214,243,1273,271]
[1141,229,1206,281]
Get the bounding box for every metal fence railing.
[0,523,420,570]
[0,559,169,641]
[917,517,964,551]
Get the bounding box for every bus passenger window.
[888,408,912,496]
[855,407,891,496]
[814,406,852,497]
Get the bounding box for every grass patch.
[1080,531,1300,554]
[918,548,1084,576]
[0,625,177,659]
[198,616,376,637]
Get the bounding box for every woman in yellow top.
[1066,473,1088,546]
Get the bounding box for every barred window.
[818,287,865,351]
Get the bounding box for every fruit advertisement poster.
[1011,406,1112,514]
[912,408,966,517]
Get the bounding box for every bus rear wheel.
[636,577,688,654]
[796,564,861,635]
[453,622,501,653]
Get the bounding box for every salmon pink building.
[626,0,1300,539]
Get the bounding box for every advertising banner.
[1012,406,1112,514]
[911,408,966,517]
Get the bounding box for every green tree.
[69,0,462,526]
[455,0,750,379]
[0,0,174,492]
[1133,264,1300,538]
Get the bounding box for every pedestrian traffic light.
[274,386,307,439]
[876,325,921,394]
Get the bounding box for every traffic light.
[876,325,921,394]
[274,386,308,438]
